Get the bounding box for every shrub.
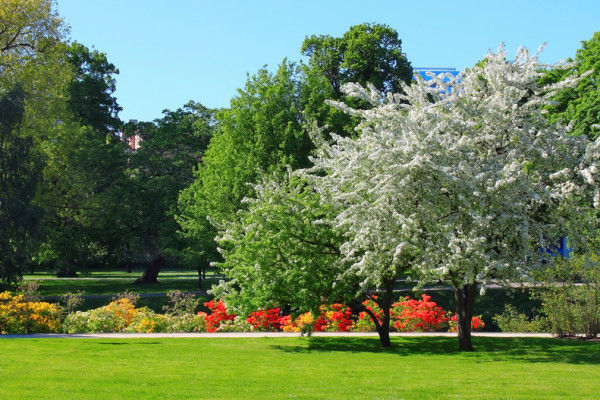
[198,300,236,332]
[391,294,448,332]
[314,303,354,332]
[86,298,138,333]
[281,311,314,334]
[60,291,85,314]
[216,316,253,332]
[448,315,485,332]
[533,254,600,338]
[163,290,199,316]
[125,308,168,333]
[0,291,62,334]
[493,304,549,333]
[164,313,206,333]
[63,311,91,333]
[246,308,283,331]
[354,294,450,332]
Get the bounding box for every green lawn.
[0,337,598,399]
[30,278,204,297]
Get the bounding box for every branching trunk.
[454,282,477,352]
[134,255,165,284]
[363,279,395,347]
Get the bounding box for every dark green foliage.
[301,23,413,138]
[301,23,413,95]
[0,85,43,288]
[125,102,215,264]
[36,123,131,273]
[66,42,122,134]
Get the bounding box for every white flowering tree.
[309,46,600,351]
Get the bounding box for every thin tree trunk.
[134,255,165,284]
[454,282,477,352]
[197,266,203,290]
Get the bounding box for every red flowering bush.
[391,294,448,332]
[314,303,354,332]
[354,294,451,332]
[246,308,283,331]
[353,296,382,332]
[448,315,486,332]
[197,300,236,332]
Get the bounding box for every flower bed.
[0,291,486,334]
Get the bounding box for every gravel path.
[0,332,554,339]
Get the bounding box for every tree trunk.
[197,266,203,290]
[454,283,477,352]
[365,279,395,348]
[134,255,165,284]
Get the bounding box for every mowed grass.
[30,278,203,297]
[0,337,598,400]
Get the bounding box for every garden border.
[0,332,554,339]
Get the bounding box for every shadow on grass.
[271,336,600,365]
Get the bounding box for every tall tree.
[177,61,312,275]
[542,31,600,140]
[0,85,43,288]
[33,42,130,275]
[66,42,122,134]
[301,23,412,138]
[126,102,215,284]
[301,23,412,95]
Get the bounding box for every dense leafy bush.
[493,304,549,333]
[533,254,600,338]
[0,292,62,334]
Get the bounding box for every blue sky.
[57,0,600,122]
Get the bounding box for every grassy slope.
[0,337,598,399]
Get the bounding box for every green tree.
[0,85,43,288]
[543,31,600,140]
[125,102,215,284]
[66,42,122,134]
[301,23,413,138]
[212,173,345,315]
[36,123,131,275]
[32,42,130,275]
[177,61,312,274]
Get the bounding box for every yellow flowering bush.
[83,298,139,333]
[0,291,62,334]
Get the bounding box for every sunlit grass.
[0,337,598,399]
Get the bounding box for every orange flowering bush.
[281,311,314,333]
[0,291,62,334]
[85,298,139,332]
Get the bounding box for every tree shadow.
[270,336,600,365]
